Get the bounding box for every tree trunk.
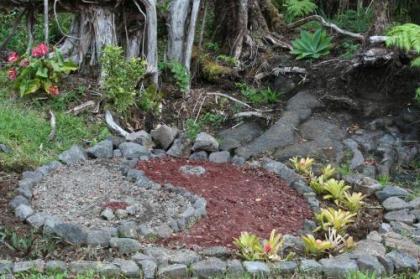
[213,0,284,59]
[167,0,201,72]
[372,0,390,34]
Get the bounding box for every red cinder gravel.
[138,158,313,248]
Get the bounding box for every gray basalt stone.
[193,132,219,152]
[119,221,139,239]
[0,261,13,275]
[344,174,382,196]
[136,260,157,279]
[15,204,33,221]
[13,260,45,273]
[58,145,87,165]
[352,239,386,258]
[226,259,244,276]
[384,209,416,224]
[151,125,178,150]
[209,151,230,163]
[356,255,385,276]
[189,151,208,161]
[386,250,418,272]
[243,261,270,276]
[157,264,188,278]
[26,213,48,229]
[166,135,192,158]
[113,259,140,278]
[126,130,155,149]
[110,238,141,254]
[9,195,30,209]
[382,197,411,211]
[86,230,112,247]
[86,140,113,159]
[271,261,298,274]
[53,223,88,245]
[319,257,358,279]
[37,161,63,176]
[299,259,322,274]
[191,258,227,278]
[119,142,150,159]
[375,186,409,202]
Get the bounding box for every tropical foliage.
[291,29,333,60]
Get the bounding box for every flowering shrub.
[2,43,77,97]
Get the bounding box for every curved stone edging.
[6,137,420,278]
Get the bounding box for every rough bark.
[372,0,390,34]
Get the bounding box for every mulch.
[137,158,313,249]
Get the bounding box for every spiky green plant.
[322,179,351,202]
[291,29,332,60]
[315,208,356,233]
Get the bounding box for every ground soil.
[137,158,313,249]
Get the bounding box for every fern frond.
[386,23,420,53]
[285,0,317,22]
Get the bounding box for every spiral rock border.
[4,134,420,278]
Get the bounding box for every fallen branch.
[48,110,56,141]
[369,35,388,44]
[255,66,306,81]
[233,111,268,119]
[264,34,292,50]
[206,92,257,111]
[287,15,365,41]
[66,100,95,115]
[105,110,130,138]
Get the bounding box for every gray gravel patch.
[31,159,192,230]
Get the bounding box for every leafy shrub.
[185,119,202,141]
[200,112,225,128]
[322,179,351,201]
[334,8,373,34]
[284,0,317,22]
[205,42,220,52]
[138,84,163,114]
[315,208,356,233]
[2,43,77,97]
[101,45,147,114]
[216,55,238,67]
[159,60,190,93]
[291,28,332,60]
[340,192,366,213]
[236,83,281,105]
[340,41,361,59]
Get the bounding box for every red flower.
[19,59,30,67]
[7,52,19,63]
[32,43,49,58]
[7,68,17,80]
[263,243,272,254]
[48,85,59,96]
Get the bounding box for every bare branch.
[48,110,57,141]
[287,15,365,41]
[105,110,130,137]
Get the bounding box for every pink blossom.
[7,52,19,63]
[19,59,30,67]
[32,43,49,58]
[48,85,59,96]
[8,68,17,80]
[263,243,272,254]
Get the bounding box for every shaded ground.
[137,158,313,248]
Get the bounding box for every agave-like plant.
[261,230,284,261]
[322,179,351,202]
[233,232,263,261]
[340,192,366,213]
[315,207,356,234]
[291,28,333,60]
[302,234,333,258]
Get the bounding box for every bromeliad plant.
[233,230,284,262]
[3,43,77,97]
[290,156,314,177]
[291,28,333,60]
[322,179,351,202]
[340,192,366,213]
[302,234,334,258]
[315,208,356,234]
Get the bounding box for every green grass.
[0,101,109,170]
